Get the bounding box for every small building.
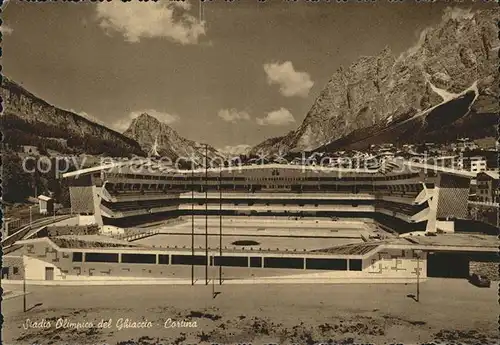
[453,138,478,152]
[458,156,487,173]
[38,195,54,215]
[2,217,22,239]
[476,171,499,203]
[427,155,458,169]
[22,145,39,155]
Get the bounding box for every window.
[305,258,347,270]
[158,255,169,265]
[171,255,207,265]
[250,257,262,268]
[85,253,119,263]
[13,267,19,275]
[72,252,83,262]
[121,254,156,264]
[213,256,248,267]
[349,259,362,271]
[264,257,303,269]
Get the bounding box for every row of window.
[108,183,423,192]
[107,174,248,181]
[107,173,420,183]
[72,252,362,271]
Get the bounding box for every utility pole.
[417,255,420,302]
[205,144,208,286]
[212,270,215,298]
[415,249,422,302]
[191,164,194,286]
[219,166,222,285]
[23,265,27,312]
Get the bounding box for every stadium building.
[2,161,498,284]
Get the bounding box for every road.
[2,278,497,345]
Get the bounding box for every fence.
[1,215,73,247]
[113,229,160,242]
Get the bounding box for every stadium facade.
[66,162,472,234]
[3,161,498,283]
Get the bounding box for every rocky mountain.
[1,77,145,157]
[123,113,224,166]
[252,8,499,156]
[219,144,253,157]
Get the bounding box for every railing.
[113,229,160,242]
[1,215,73,247]
[178,192,376,200]
[468,200,499,208]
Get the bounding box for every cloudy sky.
[2,1,487,151]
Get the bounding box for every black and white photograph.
[1,0,499,344]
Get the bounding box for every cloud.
[95,1,206,45]
[218,108,250,123]
[70,109,108,127]
[263,61,313,97]
[400,7,475,60]
[219,144,252,156]
[256,108,295,126]
[114,109,180,133]
[1,25,13,35]
[442,7,474,21]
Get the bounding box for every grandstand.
[2,161,497,284]
[62,162,467,234]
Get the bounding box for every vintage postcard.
[1,0,499,344]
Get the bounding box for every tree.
[2,151,34,203]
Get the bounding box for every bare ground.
[2,278,498,345]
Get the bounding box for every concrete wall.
[53,217,80,226]
[18,240,427,281]
[101,225,125,235]
[2,256,25,280]
[78,215,97,225]
[363,248,427,278]
[23,241,68,280]
[24,256,64,280]
[69,186,95,214]
[436,174,470,219]
[436,220,455,233]
[68,185,103,226]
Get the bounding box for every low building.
[452,138,478,152]
[2,217,22,239]
[476,171,499,204]
[458,156,487,173]
[426,156,458,169]
[38,195,54,215]
[22,145,39,155]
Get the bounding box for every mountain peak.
[124,112,224,164]
[251,8,498,155]
[134,112,161,124]
[0,77,145,157]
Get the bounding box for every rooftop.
[394,233,499,250]
[478,171,499,180]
